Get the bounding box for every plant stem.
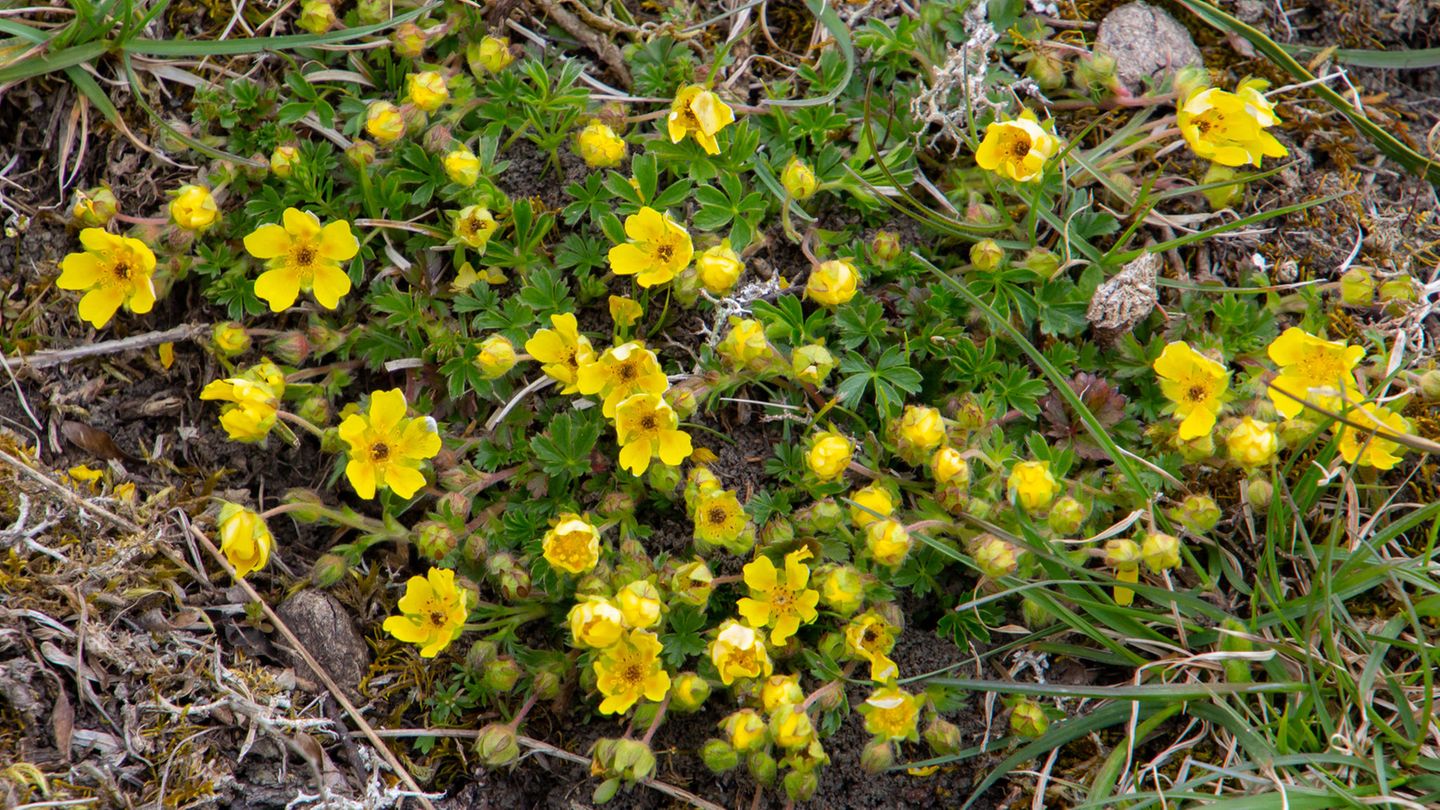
[639,695,670,746]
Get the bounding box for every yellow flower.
[805,259,860,306]
[859,686,920,742]
[577,341,668,417]
[1007,460,1059,513]
[849,483,895,529]
[1104,539,1141,607]
[476,334,517,379]
[696,240,744,295]
[709,619,772,685]
[1178,79,1287,168]
[525,313,595,394]
[617,580,663,629]
[608,206,693,288]
[717,317,770,370]
[70,186,117,227]
[613,393,693,475]
[575,121,626,168]
[297,0,335,33]
[243,208,358,312]
[365,100,405,144]
[453,205,498,251]
[217,502,273,579]
[844,611,898,682]
[200,374,281,443]
[670,559,715,607]
[1319,393,1411,470]
[806,429,852,482]
[609,295,643,329]
[1227,416,1278,468]
[865,519,912,568]
[781,157,818,200]
[68,464,104,490]
[1153,341,1230,440]
[473,35,514,74]
[931,446,968,485]
[819,565,864,616]
[382,567,470,658]
[593,629,670,715]
[443,145,481,186]
[568,595,625,648]
[169,184,219,232]
[692,488,747,547]
[542,513,602,574]
[895,404,945,459]
[1140,532,1181,573]
[1265,327,1365,418]
[270,145,299,178]
[666,85,736,155]
[212,322,250,356]
[337,388,442,500]
[760,674,804,712]
[670,671,711,712]
[975,109,1060,182]
[723,709,768,752]
[57,228,157,328]
[737,548,821,646]
[405,71,449,112]
[769,704,815,750]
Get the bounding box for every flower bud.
[819,564,865,616]
[1173,65,1210,99]
[415,520,458,562]
[747,750,778,786]
[781,157,818,200]
[345,139,377,167]
[1008,460,1060,513]
[1104,538,1141,569]
[444,145,482,187]
[1021,596,1055,628]
[723,709,768,753]
[791,344,835,386]
[71,185,118,227]
[475,334,517,379]
[871,230,901,263]
[297,0,336,34]
[310,552,348,587]
[392,22,426,59]
[356,0,386,24]
[575,121,627,169]
[1339,268,1375,307]
[474,723,520,767]
[969,239,1004,271]
[483,656,523,693]
[470,35,515,75]
[1047,495,1088,535]
[859,738,894,774]
[170,184,219,232]
[647,462,681,493]
[1227,416,1278,469]
[700,738,738,773]
[670,672,711,713]
[1140,531,1181,573]
[612,739,656,781]
[465,639,498,672]
[1380,277,1418,315]
[1245,477,1273,511]
[964,194,1000,226]
[212,322,251,357]
[1010,700,1049,738]
[1174,430,1216,463]
[1174,493,1220,533]
[365,101,405,145]
[973,535,1019,578]
[1023,248,1061,277]
[1278,417,1318,449]
[805,259,860,307]
[281,488,326,521]
[296,394,330,427]
[923,717,962,755]
[865,519,913,568]
[1074,52,1118,95]
[1419,370,1440,401]
[405,70,449,113]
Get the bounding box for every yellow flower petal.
[282,207,321,240]
[345,457,378,499]
[57,252,103,290]
[254,268,303,312]
[77,287,125,328]
[368,388,409,434]
[244,223,292,259]
[309,262,352,309]
[385,463,427,499]
[319,220,360,261]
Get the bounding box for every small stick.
[6,324,209,370]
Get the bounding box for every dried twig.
[6,324,210,370]
[527,0,632,88]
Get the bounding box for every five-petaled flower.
[1318,393,1411,471]
[57,228,158,328]
[541,513,602,574]
[692,488,748,548]
[593,629,671,715]
[1153,341,1230,440]
[576,341,668,417]
[608,206,693,288]
[667,85,736,155]
[1178,78,1287,167]
[244,208,359,312]
[1265,327,1365,418]
[338,388,442,499]
[382,567,471,658]
[844,610,899,682]
[975,109,1060,182]
[613,392,693,476]
[737,548,821,646]
[525,312,595,394]
[709,619,772,685]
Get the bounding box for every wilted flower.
[217,502,273,578]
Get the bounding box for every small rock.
[1087,252,1159,333]
[1096,1,1203,92]
[274,590,369,697]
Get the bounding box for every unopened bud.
[392,22,426,59]
[483,656,522,693]
[700,738,738,773]
[871,230,901,263]
[466,640,498,673]
[1010,699,1049,738]
[783,767,821,802]
[859,738,894,774]
[1201,163,1244,210]
[1339,268,1375,307]
[1074,52,1118,95]
[670,672,711,713]
[969,239,1004,271]
[474,723,520,766]
[1025,50,1066,91]
[415,521,458,562]
[310,553,348,587]
[1245,477,1273,511]
[923,717,962,755]
[1047,495,1088,535]
[747,750,778,786]
[1174,493,1220,533]
[1140,531,1181,573]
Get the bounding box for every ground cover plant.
[2,0,1439,807]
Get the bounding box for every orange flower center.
[622,664,644,685]
[429,609,447,628]
[371,442,391,461]
[1186,384,1208,403]
[706,506,728,526]
[1008,134,1031,160]
[655,243,674,262]
[293,245,316,268]
[640,414,657,432]
[770,585,793,611]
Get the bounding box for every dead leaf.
[53,682,74,761]
[61,421,133,462]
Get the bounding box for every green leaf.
[530,411,602,486]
